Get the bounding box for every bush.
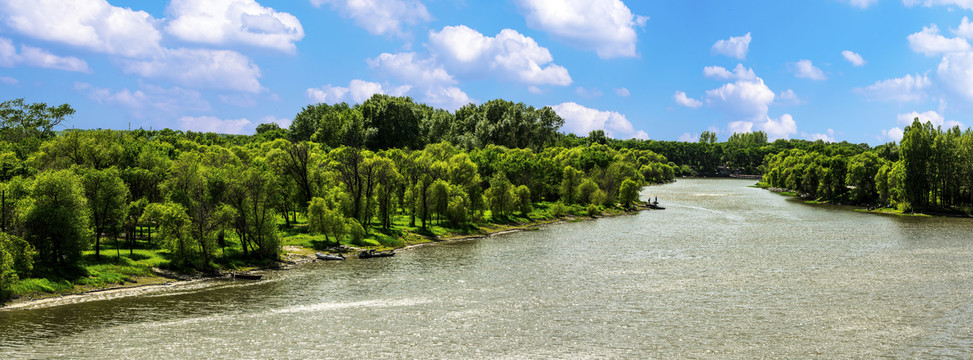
[586,204,600,217]
[347,219,366,246]
[550,202,568,217]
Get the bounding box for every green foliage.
[347,219,366,246]
[485,173,516,218]
[515,185,532,216]
[549,202,569,217]
[23,169,91,268]
[586,204,600,217]
[81,167,130,259]
[618,179,641,207]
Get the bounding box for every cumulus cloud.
[306,79,411,105]
[881,127,905,142]
[897,110,963,128]
[936,52,973,101]
[842,50,866,66]
[0,38,90,72]
[427,25,571,86]
[908,24,971,56]
[165,0,304,53]
[121,48,263,93]
[711,32,751,60]
[703,64,757,81]
[777,89,802,105]
[311,0,431,37]
[75,81,211,118]
[550,102,646,139]
[705,77,776,121]
[804,129,836,142]
[677,133,696,142]
[615,88,630,97]
[179,115,251,134]
[955,16,973,39]
[515,0,647,58]
[855,74,930,102]
[789,59,827,80]
[0,0,162,58]
[673,91,703,108]
[366,52,473,110]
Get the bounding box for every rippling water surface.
[2,178,972,358]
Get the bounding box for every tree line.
[0,97,677,301]
[762,118,973,212]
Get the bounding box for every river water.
[2,178,972,358]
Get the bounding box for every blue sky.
[2,0,973,144]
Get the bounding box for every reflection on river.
[3,178,973,358]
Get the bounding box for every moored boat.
[316,252,346,260]
[232,273,262,280]
[358,250,395,259]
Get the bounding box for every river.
[2,178,972,358]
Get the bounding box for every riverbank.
[756,182,973,218]
[2,202,658,311]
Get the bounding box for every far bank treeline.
[762,119,973,213]
[0,96,685,301]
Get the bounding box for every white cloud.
[778,89,801,104]
[711,32,751,60]
[368,52,454,87]
[936,52,973,101]
[165,0,304,53]
[615,88,630,97]
[423,86,474,111]
[515,0,647,58]
[306,79,411,105]
[179,116,251,134]
[311,0,431,37]
[0,0,162,58]
[258,115,291,129]
[121,48,263,93]
[673,91,703,108]
[789,59,827,80]
[908,24,971,56]
[855,74,930,102]
[955,16,973,39]
[0,38,90,73]
[704,64,756,82]
[0,76,17,85]
[365,52,473,110]
[842,50,866,66]
[705,77,776,121]
[576,86,603,99]
[677,133,695,142]
[846,0,878,8]
[427,26,571,86]
[550,102,645,139]
[881,127,905,142]
[804,129,835,142]
[728,114,798,140]
[75,81,211,118]
[904,0,973,10]
[897,110,963,128]
[527,86,544,94]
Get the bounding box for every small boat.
[316,252,346,261]
[232,273,262,280]
[358,250,395,259]
[648,203,666,210]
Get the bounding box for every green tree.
[81,167,130,260]
[141,202,194,267]
[559,166,582,204]
[485,173,515,218]
[0,98,75,157]
[515,185,532,216]
[23,169,91,268]
[618,179,641,207]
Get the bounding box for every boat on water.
[358,250,395,259]
[232,273,262,280]
[316,252,346,261]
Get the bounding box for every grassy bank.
[4,201,653,307]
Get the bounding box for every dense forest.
[0,96,681,302]
[762,118,973,213]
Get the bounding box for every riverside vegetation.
[0,96,680,304]
[2,94,966,306]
